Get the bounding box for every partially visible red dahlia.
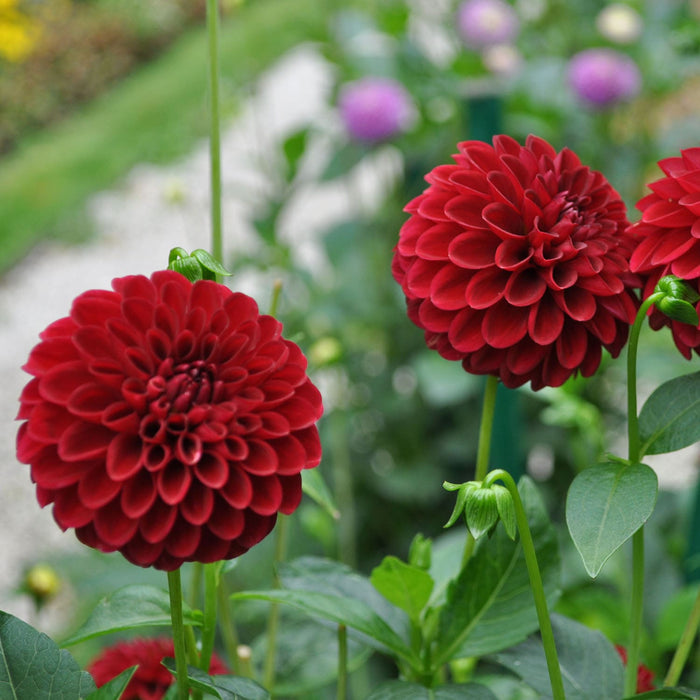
[615,645,655,693]
[629,147,700,357]
[392,134,640,389]
[87,636,228,700]
[16,271,323,570]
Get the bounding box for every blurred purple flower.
[338,77,414,143]
[457,0,519,50]
[568,48,641,107]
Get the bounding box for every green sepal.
[408,533,432,571]
[655,275,700,326]
[167,247,231,283]
[442,482,477,529]
[493,485,516,540]
[463,486,500,540]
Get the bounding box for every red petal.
[157,461,192,505]
[31,449,92,489]
[39,361,93,405]
[208,498,245,540]
[106,433,144,481]
[26,403,74,443]
[528,295,564,345]
[220,467,253,508]
[449,231,499,269]
[248,474,283,516]
[73,327,115,361]
[557,287,596,322]
[194,452,229,488]
[406,258,443,297]
[671,243,700,279]
[78,465,121,509]
[495,239,533,271]
[58,422,113,461]
[53,485,94,529]
[642,200,695,227]
[430,264,469,310]
[93,500,138,547]
[482,302,528,349]
[505,337,549,375]
[70,290,121,326]
[417,299,453,333]
[165,518,201,558]
[556,323,589,369]
[415,223,460,261]
[241,439,278,475]
[465,267,508,309]
[68,383,120,420]
[504,269,546,306]
[181,480,214,525]
[120,471,157,518]
[448,307,486,353]
[296,425,322,468]
[271,435,307,475]
[24,337,78,375]
[139,499,177,543]
[278,473,302,514]
[482,203,525,239]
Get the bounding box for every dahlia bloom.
[615,645,655,693]
[457,0,519,51]
[87,637,228,700]
[392,135,640,390]
[568,48,641,108]
[338,77,414,143]
[629,148,700,357]
[16,270,323,570]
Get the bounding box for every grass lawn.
[0,0,329,273]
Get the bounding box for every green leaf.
[84,667,136,700]
[320,142,369,181]
[366,680,497,699]
[62,585,203,646]
[408,533,432,571]
[566,462,658,578]
[191,249,232,278]
[656,584,700,650]
[370,556,434,623]
[232,589,416,664]
[278,557,409,638]
[301,468,339,519]
[493,614,624,700]
[163,660,269,700]
[639,372,700,455]
[0,610,97,699]
[282,128,309,181]
[434,477,560,663]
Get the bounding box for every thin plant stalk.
[167,569,191,700]
[485,469,566,700]
[624,293,661,696]
[206,0,223,266]
[337,624,348,700]
[462,375,499,567]
[262,514,290,689]
[199,563,219,674]
[217,578,242,675]
[664,586,700,686]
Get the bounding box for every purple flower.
[338,77,414,143]
[568,48,641,108]
[457,0,519,50]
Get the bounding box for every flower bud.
[457,0,519,50]
[443,480,516,540]
[596,4,643,45]
[654,275,700,326]
[464,484,500,539]
[568,48,641,108]
[338,77,414,143]
[167,247,231,282]
[23,564,61,608]
[408,533,432,570]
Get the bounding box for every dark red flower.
[629,148,700,357]
[16,271,323,570]
[87,636,228,700]
[615,645,655,693]
[391,134,640,389]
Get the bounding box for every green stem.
[189,562,203,610]
[337,624,348,700]
[485,470,566,700]
[475,375,499,482]
[217,577,242,675]
[624,293,661,696]
[263,514,290,690]
[199,563,219,673]
[167,569,191,700]
[664,586,700,687]
[462,375,499,567]
[269,279,283,317]
[206,0,223,268]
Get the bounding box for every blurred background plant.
[3,0,700,696]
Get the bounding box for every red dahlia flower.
[87,636,228,700]
[392,134,640,389]
[615,645,655,693]
[16,271,323,570]
[629,148,700,357]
